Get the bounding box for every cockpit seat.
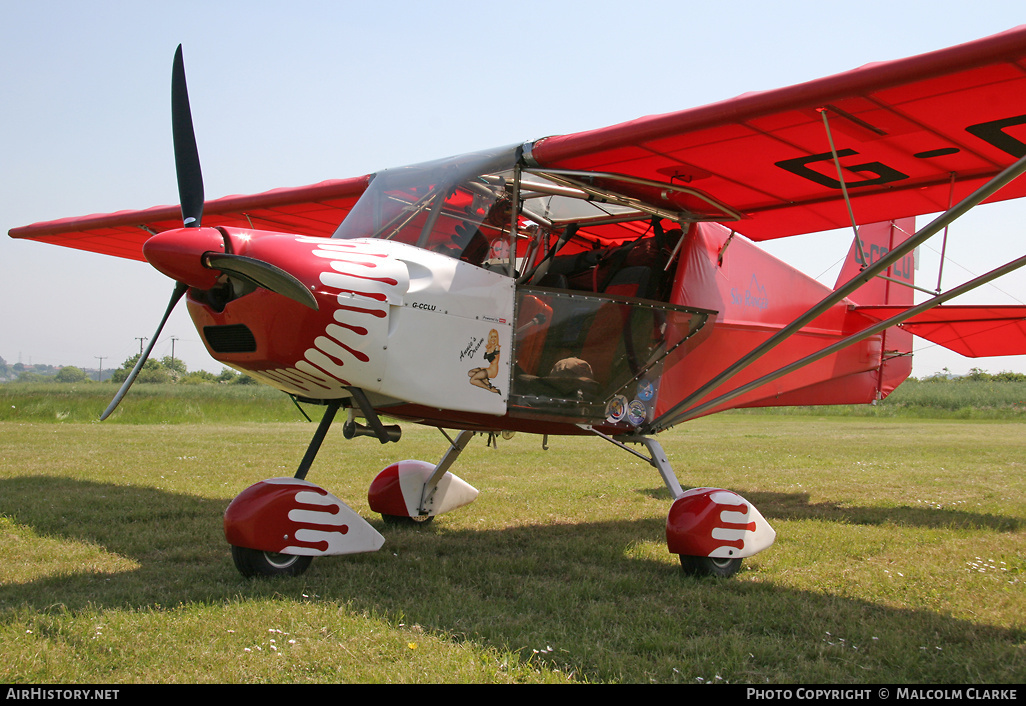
[603,266,653,299]
[514,294,552,376]
[535,272,568,289]
[541,233,673,299]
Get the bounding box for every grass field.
[0,389,1023,683]
[4,378,1026,425]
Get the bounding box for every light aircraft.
[11,29,1026,579]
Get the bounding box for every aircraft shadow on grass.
[1,475,1022,682]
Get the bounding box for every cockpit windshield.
[332,146,522,270]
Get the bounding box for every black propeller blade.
[101,47,202,419]
[170,44,316,311]
[171,44,204,228]
[101,45,317,419]
[101,282,188,420]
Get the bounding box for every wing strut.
[819,108,868,265]
[658,254,1026,427]
[645,150,1026,433]
[578,425,685,500]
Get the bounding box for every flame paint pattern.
[251,238,408,396]
[224,478,385,557]
[283,487,352,554]
[666,487,775,559]
[705,490,758,554]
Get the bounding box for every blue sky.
[3,1,1025,377]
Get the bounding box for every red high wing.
[528,26,1026,241]
[856,305,1026,357]
[11,27,1026,254]
[8,175,370,262]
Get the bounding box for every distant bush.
[885,376,1026,414]
[54,366,88,383]
[109,355,184,384]
[916,367,1026,383]
[180,370,219,384]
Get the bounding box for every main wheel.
[679,555,742,578]
[381,513,434,527]
[231,546,313,578]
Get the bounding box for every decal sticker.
[775,149,909,190]
[627,399,647,426]
[460,335,484,362]
[730,275,769,310]
[775,112,1026,189]
[467,328,502,395]
[966,114,1026,158]
[224,478,385,556]
[855,245,915,281]
[666,488,776,559]
[255,238,401,396]
[605,394,628,423]
[636,379,655,402]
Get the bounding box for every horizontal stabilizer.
[856,305,1026,357]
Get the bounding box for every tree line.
[915,367,1026,383]
[2,354,254,385]
[3,353,1024,385]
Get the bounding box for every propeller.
[171,44,204,228]
[101,46,201,420]
[101,282,187,421]
[101,45,316,420]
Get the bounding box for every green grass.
[738,379,1026,419]
[6,378,1026,426]
[1,412,1023,683]
[0,383,317,424]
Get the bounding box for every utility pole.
[95,356,105,382]
[135,337,148,356]
[170,336,178,363]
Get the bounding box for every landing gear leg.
[419,429,474,516]
[295,399,342,481]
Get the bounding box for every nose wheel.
[679,555,742,578]
[381,513,435,526]
[230,546,313,578]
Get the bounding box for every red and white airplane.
[10,29,1026,578]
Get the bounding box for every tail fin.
[843,218,1026,360]
[836,218,916,397]
[834,217,916,306]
